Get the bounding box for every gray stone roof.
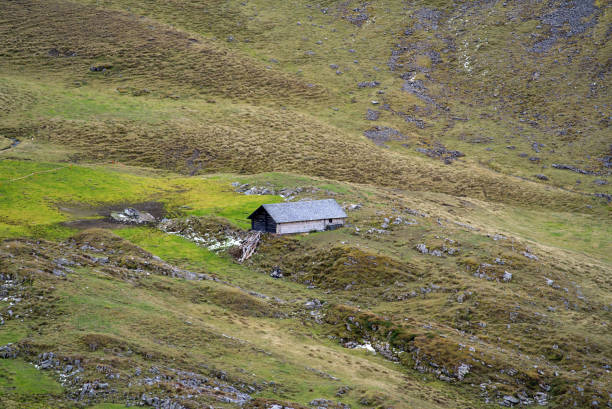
[248,199,347,223]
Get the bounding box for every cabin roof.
[247,199,347,223]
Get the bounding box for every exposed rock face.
[308,398,350,409]
[416,243,429,254]
[363,126,407,147]
[158,217,244,252]
[89,63,113,72]
[365,109,380,121]
[357,81,380,88]
[415,143,464,164]
[402,79,436,105]
[304,299,323,310]
[110,208,155,224]
[456,363,471,380]
[30,350,253,408]
[343,4,369,27]
[414,7,442,31]
[0,343,18,358]
[522,251,539,260]
[235,184,276,195]
[531,0,599,53]
[552,164,595,175]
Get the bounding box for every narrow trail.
[6,165,68,183]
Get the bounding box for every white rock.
[456,363,471,380]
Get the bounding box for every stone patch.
[415,143,464,164]
[110,208,156,225]
[363,126,408,147]
[365,109,380,121]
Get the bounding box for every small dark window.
[329,219,333,223]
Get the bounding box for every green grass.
[0,323,27,345]
[0,0,608,205]
[0,360,63,396]
[52,0,610,195]
[114,226,330,302]
[0,161,156,228]
[0,76,170,124]
[0,160,282,239]
[115,227,224,267]
[0,165,608,407]
[5,238,461,409]
[480,206,612,262]
[0,0,610,407]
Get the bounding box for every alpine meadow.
[0,0,610,408]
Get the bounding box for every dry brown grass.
[0,0,607,212]
[0,0,325,103]
[0,0,609,406]
[29,114,597,211]
[1,234,476,409]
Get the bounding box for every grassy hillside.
[0,0,610,408]
[0,161,609,408]
[1,0,610,202]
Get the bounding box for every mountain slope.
[0,0,610,408]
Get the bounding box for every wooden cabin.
[247,199,347,234]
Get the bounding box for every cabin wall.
[276,219,326,234]
[251,209,277,233]
[324,218,346,227]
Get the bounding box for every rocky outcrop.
[110,208,155,224]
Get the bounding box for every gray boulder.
[110,208,155,224]
[416,244,428,254]
[366,109,380,120]
[270,267,283,279]
[0,343,18,359]
[503,395,520,405]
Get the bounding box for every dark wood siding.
[251,208,277,233]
